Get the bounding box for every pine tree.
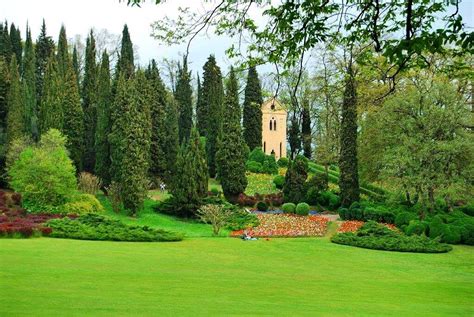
[201,55,224,178]
[95,51,112,186]
[6,55,25,143]
[116,24,134,79]
[243,65,263,150]
[56,25,69,77]
[9,24,22,68]
[339,65,360,207]
[196,74,206,136]
[283,156,308,203]
[72,45,80,85]
[0,57,8,134]
[216,67,247,200]
[35,19,54,105]
[171,127,208,217]
[163,95,179,183]
[21,24,38,140]
[146,59,168,181]
[175,57,192,143]
[301,99,312,159]
[39,56,63,133]
[82,30,98,172]
[1,22,12,64]
[62,60,84,170]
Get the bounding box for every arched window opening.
[264,141,266,153]
[269,120,273,130]
[280,142,282,158]
[274,119,277,131]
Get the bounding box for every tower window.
[264,141,266,153]
[269,120,273,130]
[273,119,277,131]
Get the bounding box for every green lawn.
[0,237,472,316]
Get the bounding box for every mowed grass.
[1,237,473,316]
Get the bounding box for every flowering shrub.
[231,213,329,237]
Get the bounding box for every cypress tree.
[9,24,22,68]
[301,99,312,159]
[116,24,134,79]
[216,67,247,200]
[35,19,54,105]
[109,73,127,185]
[201,55,224,178]
[196,74,206,136]
[6,55,25,143]
[0,57,8,134]
[62,60,84,170]
[163,95,179,183]
[242,65,263,150]
[82,30,98,172]
[146,59,168,181]
[288,114,301,159]
[39,56,63,133]
[1,22,12,64]
[72,45,80,85]
[95,51,112,185]
[171,127,208,217]
[56,25,69,77]
[21,24,38,140]
[175,57,192,143]
[283,156,308,203]
[339,65,360,207]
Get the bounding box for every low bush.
[405,220,428,236]
[262,156,279,174]
[282,202,296,214]
[256,201,268,212]
[246,161,263,173]
[226,208,260,231]
[395,212,417,228]
[317,191,341,210]
[305,187,319,205]
[78,172,102,195]
[306,173,329,192]
[273,175,285,189]
[296,202,310,216]
[61,194,104,215]
[277,157,289,167]
[46,213,183,242]
[248,147,266,164]
[197,204,232,236]
[339,202,395,223]
[331,221,452,253]
[457,203,474,217]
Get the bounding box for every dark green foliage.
[169,128,208,217]
[56,25,69,77]
[146,59,168,181]
[428,216,444,239]
[405,220,428,236]
[94,52,112,185]
[316,191,341,210]
[273,175,285,189]
[35,19,54,107]
[331,221,452,253]
[246,161,262,173]
[0,57,8,132]
[262,155,278,174]
[6,55,25,143]
[338,202,395,223]
[116,24,134,78]
[306,173,329,192]
[0,22,12,63]
[216,67,247,200]
[175,57,192,143]
[242,65,263,150]
[72,45,80,85]
[458,203,474,217]
[39,56,63,133]
[163,96,179,183]
[247,147,278,174]
[296,202,310,215]
[395,212,417,228]
[46,213,183,242]
[202,55,224,177]
[256,201,268,211]
[82,30,98,172]
[277,157,289,167]
[301,99,311,159]
[283,156,308,203]
[248,147,265,164]
[226,208,260,230]
[339,67,360,207]
[21,25,38,140]
[196,74,206,136]
[282,202,296,214]
[9,23,22,68]
[305,187,319,205]
[288,115,301,159]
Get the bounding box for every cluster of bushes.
[338,202,395,223]
[331,221,452,253]
[277,157,289,167]
[281,202,311,215]
[236,192,283,208]
[46,213,183,242]
[226,208,260,230]
[246,148,279,174]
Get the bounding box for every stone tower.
[261,98,287,159]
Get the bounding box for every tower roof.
[262,98,286,114]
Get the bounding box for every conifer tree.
[82,30,98,172]
[35,19,54,104]
[288,114,301,159]
[9,24,22,68]
[6,55,25,143]
[56,25,69,77]
[116,24,134,79]
[146,59,168,181]
[163,96,179,183]
[0,22,12,64]
[171,127,208,217]
[175,57,192,143]
[216,67,247,200]
[109,73,127,185]
[39,56,63,133]
[201,55,224,178]
[72,45,80,85]
[196,74,206,136]
[0,57,8,134]
[283,156,308,203]
[21,24,38,140]
[95,51,112,185]
[301,99,311,159]
[243,65,263,150]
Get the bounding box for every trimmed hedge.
[331,221,452,253]
[256,201,268,211]
[338,202,395,223]
[282,203,296,214]
[296,202,310,216]
[273,175,285,189]
[277,157,289,167]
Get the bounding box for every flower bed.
[231,213,329,237]
[338,220,397,233]
[0,208,67,238]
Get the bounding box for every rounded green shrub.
[306,173,329,192]
[328,193,341,210]
[246,161,263,173]
[277,157,289,167]
[429,216,445,239]
[273,175,285,189]
[256,201,268,211]
[282,202,296,214]
[395,212,417,228]
[296,202,310,216]
[248,147,265,164]
[262,155,279,174]
[405,220,427,236]
[305,187,319,205]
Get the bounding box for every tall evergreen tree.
[82,30,98,172]
[116,24,134,78]
[216,67,247,200]
[21,24,38,140]
[175,57,192,143]
[201,55,224,178]
[9,24,22,68]
[196,73,206,136]
[339,65,360,207]
[0,57,8,135]
[39,56,63,134]
[56,25,69,77]
[6,55,25,143]
[301,99,312,159]
[0,22,12,64]
[163,95,179,183]
[283,156,308,203]
[109,74,127,185]
[242,65,263,150]
[146,59,168,181]
[62,60,84,170]
[35,19,54,105]
[95,51,112,185]
[288,114,301,159]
